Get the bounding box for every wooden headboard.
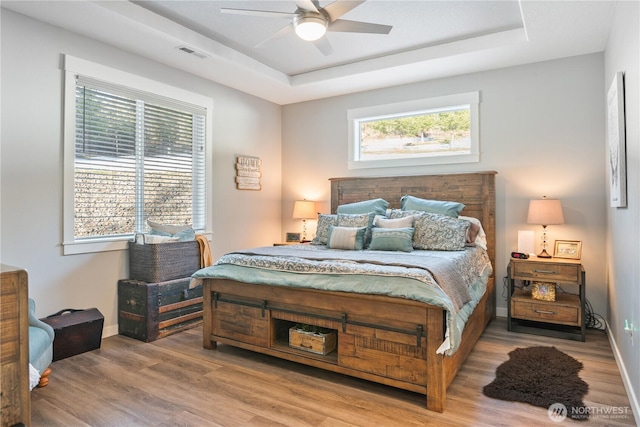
[329,171,497,271]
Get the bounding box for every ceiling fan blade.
[323,0,366,22]
[295,0,320,13]
[312,37,334,55]
[255,24,293,48]
[328,19,392,34]
[221,8,296,19]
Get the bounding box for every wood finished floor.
[31,317,636,427]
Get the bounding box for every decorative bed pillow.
[412,212,470,251]
[337,212,375,246]
[400,195,465,218]
[326,226,366,250]
[311,214,337,245]
[459,215,487,250]
[368,227,414,252]
[148,220,195,241]
[336,198,389,216]
[374,215,414,228]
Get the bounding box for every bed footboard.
[201,278,492,412]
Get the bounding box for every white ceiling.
[2,0,616,105]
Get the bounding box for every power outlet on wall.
[624,319,634,346]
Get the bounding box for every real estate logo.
[548,403,567,422]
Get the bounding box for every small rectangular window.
[348,92,479,169]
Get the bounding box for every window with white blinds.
[63,55,212,254]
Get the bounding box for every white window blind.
[74,77,206,240]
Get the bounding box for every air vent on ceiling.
[177,46,208,59]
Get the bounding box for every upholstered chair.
[28,298,54,387]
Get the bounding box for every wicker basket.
[128,239,201,283]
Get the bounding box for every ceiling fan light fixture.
[294,14,327,41]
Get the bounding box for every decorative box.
[128,240,201,283]
[532,281,556,301]
[289,326,337,355]
[41,308,104,361]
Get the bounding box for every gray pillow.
[412,212,469,251]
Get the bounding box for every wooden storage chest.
[118,277,203,342]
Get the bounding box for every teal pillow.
[336,198,389,216]
[400,195,464,217]
[368,227,414,252]
[326,226,366,250]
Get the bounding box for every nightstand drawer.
[512,262,580,283]
[511,293,581,327]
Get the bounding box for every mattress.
[192,244,492,355]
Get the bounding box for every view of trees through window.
[358,106,471,161]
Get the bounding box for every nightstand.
[507,256,586,341]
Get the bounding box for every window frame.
[63,55,214,255]
[347,91,480,169]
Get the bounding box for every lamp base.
[537,248,552,258]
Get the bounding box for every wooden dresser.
[1,264,31,426]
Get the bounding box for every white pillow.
[459,215,487,250]
[147,220,192,235]
[374,215,414,228]
[135,234,180,244]
[327,226,366,250]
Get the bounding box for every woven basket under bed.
[128,238,201,283]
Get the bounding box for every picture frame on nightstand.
[554,240,582,259]
[286,232,301,243]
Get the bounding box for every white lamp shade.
[527,199,564,226]
[292,200,316,219]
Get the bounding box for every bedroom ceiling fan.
[221,0,392,55]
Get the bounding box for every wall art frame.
[607,71,627,208]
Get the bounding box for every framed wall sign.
[607,71,627,208]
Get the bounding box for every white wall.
[604,1,640,421]
[282,53,607,322]
[0,9,283,335]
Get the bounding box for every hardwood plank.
[31,318,637,426]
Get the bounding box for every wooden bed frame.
[202,172,496,412]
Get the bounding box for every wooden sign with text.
[236,156,262,190]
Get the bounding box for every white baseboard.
[496,307,508,318]
[606,319,640,424]
[103,324,118,338]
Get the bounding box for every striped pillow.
[326,226,366,250]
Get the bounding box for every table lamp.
[292,200,316,242]
[527,197,564,258]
